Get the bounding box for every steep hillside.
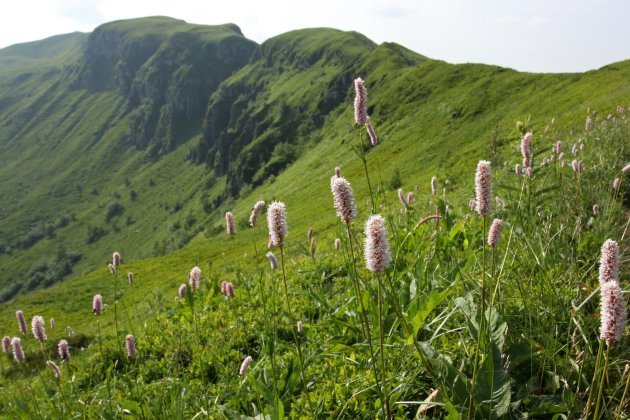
[0,16,629,305]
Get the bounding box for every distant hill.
[0,16,629,300]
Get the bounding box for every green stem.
[593,344,611,419]
[377,274,391,420]
[615,364,630,419]
[345,224,381,396]
[279,247,313,413]
[358,127,376,213]
[585,341,604,419]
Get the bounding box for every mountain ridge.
[0,17,629,301]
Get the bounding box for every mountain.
[0,16,629,302]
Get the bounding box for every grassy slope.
[0,19,629,340]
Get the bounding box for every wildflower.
[586,117,593,130]
[11,337,24,363]
[366,117,378,145]
[127,272,134,284]
[622,164,630,173]
[334,167,341,177]
[617,105,625,114]
[267,236,273,249]
[558,152,564,161]
[93,294,103,316]
[239,355,253,376]
[487,218,503,247]
[225,211,235,235]
[307,227,313,240]
[66,326,74,338]
[613,177,621,190]
[524,167,532,177]
[249,200,265,228]
[2,336,11,353]
[331,177,358,224]
[577,160,583,173]
[178,283,187,298]
[354,77,368,125]
[593,204,599,216]
[580,143,585,151]
[554,140,562,154]
[125,335,136,358]
[189,266,201,292]
[31,315,47,344]
[112,252,121,267]
[226,282,235,298]
[267,201,288,248]
[521,132,532,168]
[58,340,70,362]
[108,263,116,274]
[495,196,506,209]
[221,280,227,295]
[16,310,27,335]
[47,360,61,381]
[266,252,279,270]
[599,239,619,285]
[600,281,626,346]
[469,199,477,212]
[309,238,315,258]
[335,238,341,250]
[572,143,578,157]
[431,176,437,195]
[50,318,55,329]
[407,191,414,204]
[364,215,391,273]
[571,160,578,172]
[397,188,408,206]
[475,160,492,216]
[297,320,303,333]
[515,164,521,175]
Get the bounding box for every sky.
[1,0,629,73]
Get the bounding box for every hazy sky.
[1,0,629,73]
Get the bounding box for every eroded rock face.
[73,18,257,154]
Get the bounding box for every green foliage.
[0,16,629,419]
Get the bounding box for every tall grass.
[0,95,628,418]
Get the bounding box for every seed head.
[600,281,626,346]
[225,211,235,235]
[366,117,378,145]
[331,177,358,224]
[189,266,201,292]
[249,200,265,228]
[93,294,103,316]
[125,335,136,358]
[487,218,503,247]
[47,360,61,381]
[407,191,414,204]
[16,310,27,335]
[2,336,11,353]
[267,201,288,248]
[58,339,70,362]
[599,239,619,285]
[239,355,253,376]
[364,215,391,273]
[31,315,47,344]
[108,263,116,274]
[178,283,187,298]
[353,78,368,125]
[226,282,235,298]
[266,252,279,270]
[11,337,24,363]
[554,141,562,154]
[613,177,621,190]
[398,188,408,207]
[621,163,630,173]
[572,143,578,157]
[475,160,492,216]
[112,252,121,267]
[127,272,134,284]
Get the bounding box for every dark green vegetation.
[0,17,629,418]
